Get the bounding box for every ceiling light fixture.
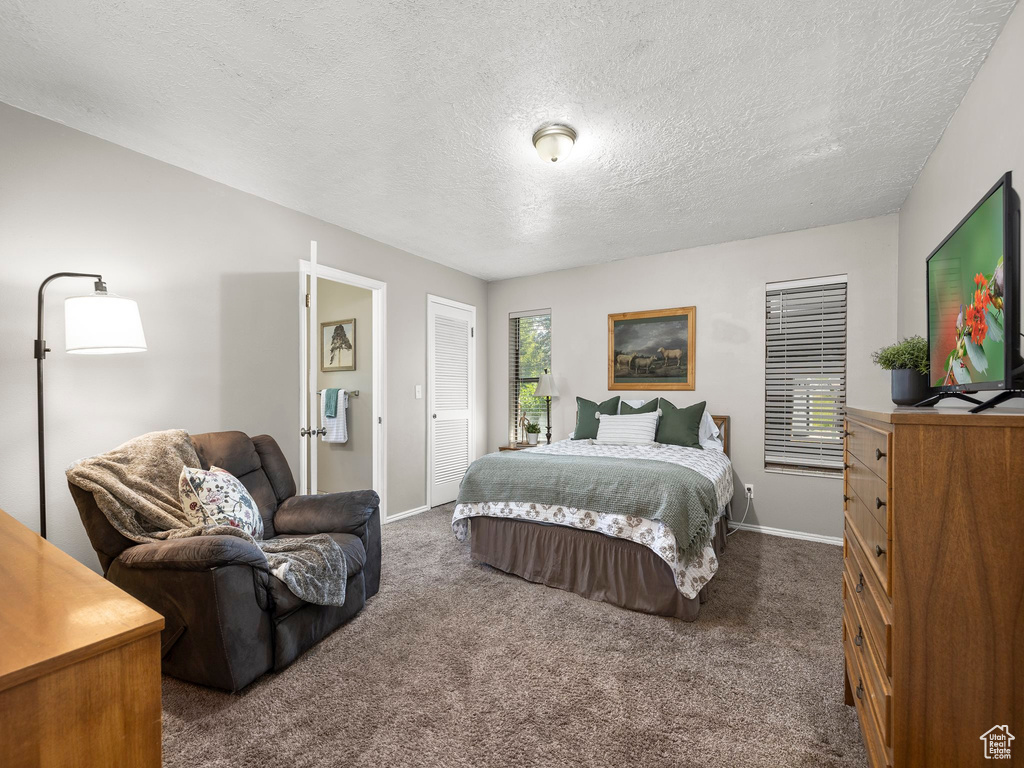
[532,125,577,163]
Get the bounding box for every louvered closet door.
[428,298,475,505]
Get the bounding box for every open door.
[299,241,320,494]
[427,295,475,506]
[299,246,389,518]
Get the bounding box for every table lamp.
[534,369,559,444]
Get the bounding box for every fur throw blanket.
[66,429,348,607]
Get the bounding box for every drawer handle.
[875,448,886,460]
[843,429,852,438]
[843,494,852,504]
[844,462,852,470]
[854,626,863,647]
[855,573,864,593]
[875,544,886,558]
[856,679,864,700]
[875,497,886,509]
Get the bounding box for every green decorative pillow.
[655,400,705,449]
[573,396,620,440]
[620,399,659,414]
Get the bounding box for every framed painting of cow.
[608,306,695,391]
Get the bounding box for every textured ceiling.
[0,1,1017,280]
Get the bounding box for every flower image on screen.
[928,185,1006,388]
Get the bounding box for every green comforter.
[456,452,718,559]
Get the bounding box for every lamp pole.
[543,368,553,445]
[35,272,106,539]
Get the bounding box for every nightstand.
[498,444,528,451]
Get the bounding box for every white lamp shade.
[535,372,559,398]
[534,131,575,163]
[64,294,147,354]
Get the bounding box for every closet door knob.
[432,414,437,419]
[875,497,886,509]
[875,448,886,460]
[875,544,887,558]
[315,428,327,436]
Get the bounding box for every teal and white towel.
[321,389,348,443]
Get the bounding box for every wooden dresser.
[842,408,1024,767]
[0,508,164,767]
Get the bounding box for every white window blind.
[765,276,847,474]
[508,310,551,444]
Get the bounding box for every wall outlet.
[415,385,422,399]
[744,484,754,499]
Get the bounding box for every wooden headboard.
[711,414,730,457]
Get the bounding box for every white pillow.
[595,412,660,444]
[699,409,724,451]
[179,465,264,538]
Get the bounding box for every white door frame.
[299,255,388,520]
[426,293,476,509]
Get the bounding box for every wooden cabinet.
[843,408,1024,767]
[0,508,164,767]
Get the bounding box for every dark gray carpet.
[162,505,866,767]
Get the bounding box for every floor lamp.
[534,370,559,444]
[35,273,147,538]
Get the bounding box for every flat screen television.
[925,172,1022,412]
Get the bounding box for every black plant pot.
[891,369,930,406]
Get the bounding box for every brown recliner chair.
[68,430,381,692]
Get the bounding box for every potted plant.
[872,336,930,406]
[524,419,541,445]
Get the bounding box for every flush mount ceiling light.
[532,124,577,163]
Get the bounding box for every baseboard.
[727,521,843,546]
[383,505,429,524]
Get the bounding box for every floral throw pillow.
[178,465,264,539]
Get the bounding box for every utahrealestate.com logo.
[980,726,1015,760]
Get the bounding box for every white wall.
[487,216,898,539]
[0,102,487,568]
[316,278,373,493]
[898,3,1024,338]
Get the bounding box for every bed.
[451,413,733,620]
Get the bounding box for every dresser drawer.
[844,499,890,594]
[844,626,892,768]
[846,453,889,534]
[844,528,892,676]
[843,586,892,749]
[845,418,889,482]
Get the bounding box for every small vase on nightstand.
[527,433,538,445]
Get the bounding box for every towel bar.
[317,390,359,397]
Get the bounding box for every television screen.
[927,183,1008,389]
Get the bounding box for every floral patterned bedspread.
[452,439,734,599]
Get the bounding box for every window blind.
[508,310,551,444]
[764,276,847,474]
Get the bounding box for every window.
[765,276,847,475]
[508,310,551,444]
